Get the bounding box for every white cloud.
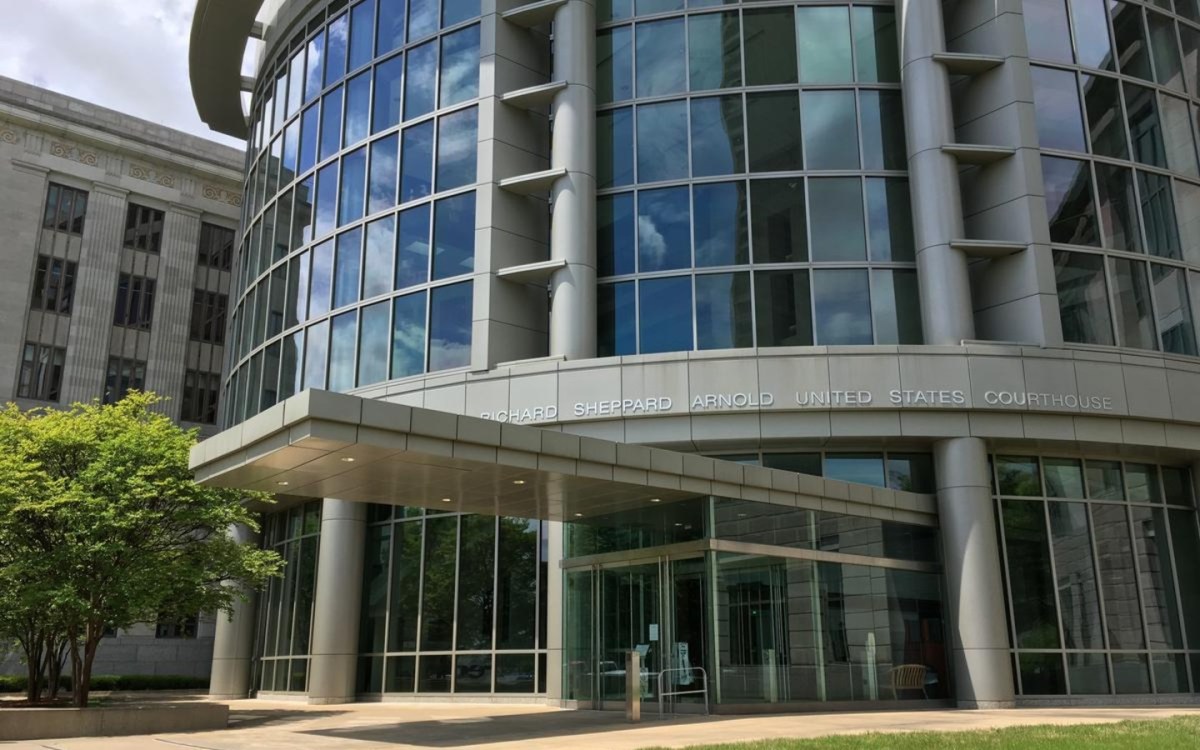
[0,0,246,150]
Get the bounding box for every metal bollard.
[626,650,641,722]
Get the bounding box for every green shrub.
[0,674,207,693]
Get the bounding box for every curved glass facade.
[1033,0,1200,355]
[595,2,922,354]
[226,0,482,427]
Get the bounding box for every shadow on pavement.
[228,707,352,730]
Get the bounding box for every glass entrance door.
[598,563,661,704]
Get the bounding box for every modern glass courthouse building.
[190,0,1200,709]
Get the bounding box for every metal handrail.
[657,667,709,717]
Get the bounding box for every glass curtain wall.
[596,1,922,355]
[225,0,482,428]
[356,505,550,695]
[1030,0,1200,357]
[993,455,1200,696]
[253,501,322,693]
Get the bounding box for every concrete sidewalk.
[3,701,1199,749]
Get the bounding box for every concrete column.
[898,0,975,345]
[0,160,48,402]
[60,182,127,404]
[543,520,564,699]
[306,498,367,704]
[144,205,202,419]
[933,437,1015,708]
[547,0,597,360]
[209,523,261,699]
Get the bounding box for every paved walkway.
[4,701,1200,749]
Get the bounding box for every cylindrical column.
[933,437,1014,708]
[209,523,261,699]
[548,0,597,360]
[898,0,975,345]
[306,498,367,704]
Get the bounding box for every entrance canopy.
[190,390,936,525]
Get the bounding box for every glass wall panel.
[598,27,633,103]
[998,456,1042,496]
[859,91,905,170]
[359,524,391,654]
[1094,163,1141,252]
[755,270,811,347]
[1130,506,1184,650]
[690,96,745,177]
[1055,250,1115,345]
[1139,171,1182,259]
[436,107,478,191]
[851,6,899,83]
[1048,502,1104,649]
[1042,156,1100,246]
[320,87,345,161]
[400,120,435,202]
[871,269,922,345]
[344,72,372,148]
[496,519,538,650]
[813,270,871,345]
[1112,652,1151,693]
[1112,2,1152,80]
[1125,82,1167,168]
[368,135,399,214]
[1160,94,1198,177]
[637,187,690,271]
[439,25,480,107]
[746,92,802,172]
[598,108,635,188]
[637,101,689,183]
[825,453,884,487]
[304,319,329,389]
[635,19,686,96]
[743,9,797,86]
[1024,0,1074,63]
[1019,652,1066,694]
[598,193,636,277]
[696,272,752,349]
[334,228,362,309]
[309,240,335,317]
[598,281,636,356]
[432,192,475,279]
[1044,458,1085,498]
[443,0,479,27]
[404,41,438,120]
[689,12,740,91]
[409,0,439,41]
[392,291,427,377]
[358,301,390,386]
[397,203,431,289]
[1152,264,1196,355]
[802,91,858,170]
[348,0,376,72]
[314,162,339,239]
[1147,10,1184,91]
[1110,258,1157,350]
[693,181,748,266]
[1083,74,1128,159]
[328,311,357,392]
[1032,66,1087,152]
[378,0,406,56]
[1168,509,1200,647]
[365,216,396,299]
[751,179,807,264]
[1091,504,1145,648]
[865,178,913,261]
[1071,0,1116,70]
[809,178,865,261]
[456,515,496,650]
[387,521,422,652]
[639,276,693,353]
[1001,500,1061,649]
[428,282,472,370]
[795,6,852,83]
[420,515,457,651]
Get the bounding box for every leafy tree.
[0,393,282,706]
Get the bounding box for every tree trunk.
[22,629,44,704]
[73,633,100,708]
[46,636,67,700]
[68,632,83,706]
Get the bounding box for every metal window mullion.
[490,515,500,694]
[413,515,427,692]
[1040,495,1073,694]
[449,514,463,693]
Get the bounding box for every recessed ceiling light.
[649,498,661,503]
[674,522,683,527]
[341,457,356,463]
[441,497,453,503]
[574,512,583,518]
[513,480,526,485]
[276,481,289,487]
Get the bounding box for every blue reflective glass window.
[432,192,475,279]
[871,269,922,345]
[436,107,478,191]
[344,72,372,147]
[288,250,310,326]
[694,181,748,267]
[329,311,358,392]
[440,25,480,107]
[305,320,330,389]
[796,6,853,83]
[315,162,339,239]
[338,147,367,226]
[751,179,807,263]
[639,276,693,354]
[288,48,305,119]
[305,32,326,103]
[334,227,363,309]
[296,176,315,244]
[809,177,866,261]
[397,203,431,288]
[300,104,320,175]
[635,19,686,97]
[690,96,744,177]
[408,0,438,42]
[429,282,472,371]
[598,27,633,104]
[1031,66,1086,152]
[598,193,635,277]
[320,86,344,161]
[349,1,377,72]
[392,291,427,377]
[638,187,690,272]
[598,282,636,356]
[443,0,480,29]
[283,120,300,182]
[325,14,350,87]
[1071,0,1115,70]
[866,178,914,262]
[1024,0,1074,64]
[696,272,752,349]
[364,216,397,299]
[373,54,404,133]
[404,41,438,121]
[598,0,631,22]
[803,91,859,170]
[310,240,334,317]
[272,73,288,134]
[636,101,688,183]
[369,135,399,215]
[814,269,872,344]
[359,301,391,386]
[379,0,407,55]
[825,453,885,487]
[637,0,682,14]
[688,12,741,91]
[400,121,435,202]
[859,90,906,170]
[851,6,899,83]
[598,108,634,188]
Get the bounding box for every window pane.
[693,181,747,267]
[387,520,421,652]
[338,148,367,226]
[598,27,633,103]
[871,269,922,345]
[400,120,435,202]
[802,91,858,170]
[404,41,437,121]
[1019,652,1066,695]
[409,0,438,42]
[287,251,309,327]
[418,654,451,692]
[1159,94,1198,178]
[1083,74,1127,159]
[688,12,740,91]
[1147,10,1184,91]
[1111,257,1157,349]
[329,311,357,392]
[1125,82,1166,168]
[436,106,478,190]
[1168,508,1200,648]
[747,92,802,172]
[825,453,884,486]
[695,272,752,349]
[373,55,404,134]
[598,282,636,356]
[750,179,806,263]
[432,192,475,280]
[1162,467,1192,506]
[690,96,745,177]
[639,276,692,353]
[743,9,797,86]
[344,72,371,148]
[813,269,872,345]
[1094,163,1141,252]
[1111,653,1150,693]
[443,0,480,28]
[392,291,427,377]
[885,453,934,493]
[456,515,495,650]
[420,516,457,650]
[1139,170,1180,260]
[1068,652,1110,695]
[637,101,688,183]
[1126,463,1160,503]
[809,177,865,261]
[598,108,634,188]
[320,86,344,161]
[796,6,852,83]
[1031,66,1086,152]
[1112,1,1152,80]
[300,105,320,176]
[334,227,362,309]
[495,654,535,693]
[348,0,376,71]
[429,282,472,370]
[637,0,681,13]
[851,6,899,83]
[998,456,1042,496]
[754,269,812,347]
[325,15,349,87]
[1053,250,1115,345]
[859,91,905,170]
[305,32,326,103]
[598,193,635,277]
[635,18,686,97]
[440,25,480,107]
[1070,0,1116,70]
[865,178,913,262]
[1044,457,1085,498]
[1091,504,1145,649]
[1087,459,1125,500]
[378,0,406,56]
[364,216,396,299]
[304,320,330,389]
[397,203,431,289]
[1152,263,1196,355]
[1131,506,1184,649]
[598,0,631,22]
[369,135,398,215]
[310,240,334,317]
[637,186,690,272]
[1047,502,1105,649]
[1001,499,1062,648]
[1175,180,1200,266]
[1042,156,1099,246]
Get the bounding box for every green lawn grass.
[646,715,1200,750]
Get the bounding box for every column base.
[307,695,359,705]
[208,693,252,701]
[956,700,1016,709]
